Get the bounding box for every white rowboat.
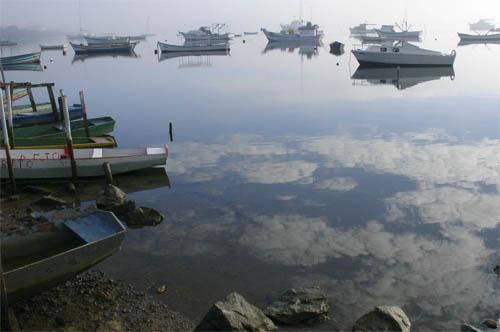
[0,146,168,179]
[70,41,138,54]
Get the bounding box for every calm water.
[3,7,500,330]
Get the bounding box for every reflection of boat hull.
[70,42,138,54]
[458,32,500,41]
[1,63,43,71]
[72,51,138,63]
[157,41,230,52]
[263,40,320,57]
[0,52,41,65]
[2,210,126,302]
[261,29,322,42]
[159,50,230,60]
[352,66,455,90]
[352,50,455,67]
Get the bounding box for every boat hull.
[70,42,138,54]
[157,41,230,52]
[351,50,455,67]
[375,29,421,38]
[458,32,500,41]
[0,146,168,179]
[262,29,322,42]
[40,45,66,50]
[0,52,41,65]
[12,104,83,127]
[85,36,130,44]
[179,32,230,41]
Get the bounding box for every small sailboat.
[0,52,41,65]
[2,210,126,301]
[70,41,138,54]
[375,22,421,39]
[262,21,323,42]
[0,145,168,180]
[351,41,456,67]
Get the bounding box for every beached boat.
[85,35,131,44]
[11,103,83,127]
[458,31,500,41]
[469,19,495,31]
[351,42,456,67]
[0,145,168,179]
[351,66,455,90]
[375,23,421,39]
[350,23,376,35]
[6,135,117,149]
[11,116,115,139]
[40,44,66,50]
[0,52,41,65]
[157,41,230,53]
[179,24,230,42]
[262,21,323,42]
[1,210,126,301]
[70,41,138,54]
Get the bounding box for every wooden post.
[102,162,114,185]
[58,96,64,121]
[0,90,16,193]
[60,90,78,186]
[26,84,37,112]
[5,86,15,148]
[169,122,173,142]
[79,91,90,137]
[47,85,59,122]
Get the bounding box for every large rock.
[352,306,411,332]
[96,184,126,209]
[195,292,277,331]
[110,200,164,228]
[265,286,329,325]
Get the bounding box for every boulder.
[96,184,126,209]
[34,195,68,209]
[481,319,498,329]
[461,323,483,332]
[265,286,329,325]
[110,200,164,228]
[195,292,277,331]
[493,265,500,276]
[352,306,411,332]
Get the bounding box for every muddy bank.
[12,270,194,331]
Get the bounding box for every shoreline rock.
[352,306,411,332]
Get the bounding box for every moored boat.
[11,116,115,139]
[11,103,83,127]
[179,24,230,42]
[70,41,138,54]
[0,40,17,46]
[469,19,495,31]
[458,31,500,41]
[375,23,421,39]
[262,21,323,42]
[40,44,66,50]
[350,23,376,35]
[6,135,117,149]
[0,52,41,65]
[1,210,126,301]
[157,41,230,53]
[1,63,43,72]
[351,42,456,67]
[85,35,130,44]
[0,145,168,179]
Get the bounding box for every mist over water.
[1,0,499,330]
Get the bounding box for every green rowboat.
[9,135,117,149]
[11,116,115,138]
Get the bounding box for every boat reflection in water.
[351,65,455,90]
[72,51,139,64]
[1,63,43,72]
[158,50,230,68]
[263,40,321,59]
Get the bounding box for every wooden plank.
[26,84,37,112]
[47,85,59,121]
[79,91,90,137]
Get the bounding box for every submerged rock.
[34,195,68,209]
[265,286,329,325]
[461,323,483,332]
[96,184,126,209]
[352,306,411,332]
[195,292,277,331]
[493,265,500,276]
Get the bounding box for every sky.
[1,0,499,36]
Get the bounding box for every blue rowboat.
[0,52,41,65]
[13,103,83,127]
[1,210,126,302]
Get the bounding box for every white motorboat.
[469,19,495,31]
[351,66,455,90]
[157,41,230,53]
[179,24,230,42]
[262,21,323,42]
[375,22,421,39]
[350,23,376,35]
[351,42,456,67]
[0,146,168,179]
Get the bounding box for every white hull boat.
[350,23,376,35]
[85,36,131,44]
[375,24,421,39]
[458,32,500,41]
[179,25,230,42]
[352,42,456,67]
[157,41,229,53]
[0,146,168,179]
[70,41,138,54]
[262,29,322,42]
